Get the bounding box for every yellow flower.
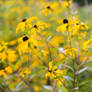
[83,39,92,50]
[32,60,41,69]
[0,51,7,61]
[65,47,77,58]
[58,53,65,60]
[24,68,30,75]
[0,70,7,78]
[29,21,49,34]
[19,68,30,78]
[5,66,13,74]
[34,85,40,92]
[80,24,88,30]
[16,21,26,33]
[26,17,38,23]
[41,2,59,16]
[50,36,64,47]
[19,72,24,78]
[49,61,53,71]
[0,45,3,51]
[7,49,18,63]
[8,40,17,46]
[62,1,69,8]
[16,17,38,33]
[57,24,68,34]
[0,40,8,50]
[45,61,65,80]
[42,49,49,56]
[17,35,29,55]
[62,0,72,8]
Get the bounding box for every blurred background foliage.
[74,0,92,6]
[0,0,92,42]
[0,0,92,92]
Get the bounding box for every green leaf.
[58,85,68,92]
[14,81,25,91]
[55,76,63,79]
[37,52,42,57]
[61,86,68,92]
[30,69,44,78]
[76,67,88,75]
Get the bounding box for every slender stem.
[16,73,31,91]
[52,81,57,92]
[77,41,80,65]
[68,34,77,92]
[69,40,76,92]
[73,59,77,92]
[0,85,6,92]
[47,42,52,61]
[73,41,80,92]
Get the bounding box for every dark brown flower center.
[23,36,29,41]
[22,19,27,22]
[34,25,38,29]
[48,70,52,73]
[34,46,37,49]
[63,19,68,24]
[47,6,51,9]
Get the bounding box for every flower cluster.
[0,0,91,92]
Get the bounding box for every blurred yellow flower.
[0,70,7,78]
[5,66,13,74]
[45,61,65,80]
[34,85,40,92]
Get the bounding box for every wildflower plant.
[0,0,91,92]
